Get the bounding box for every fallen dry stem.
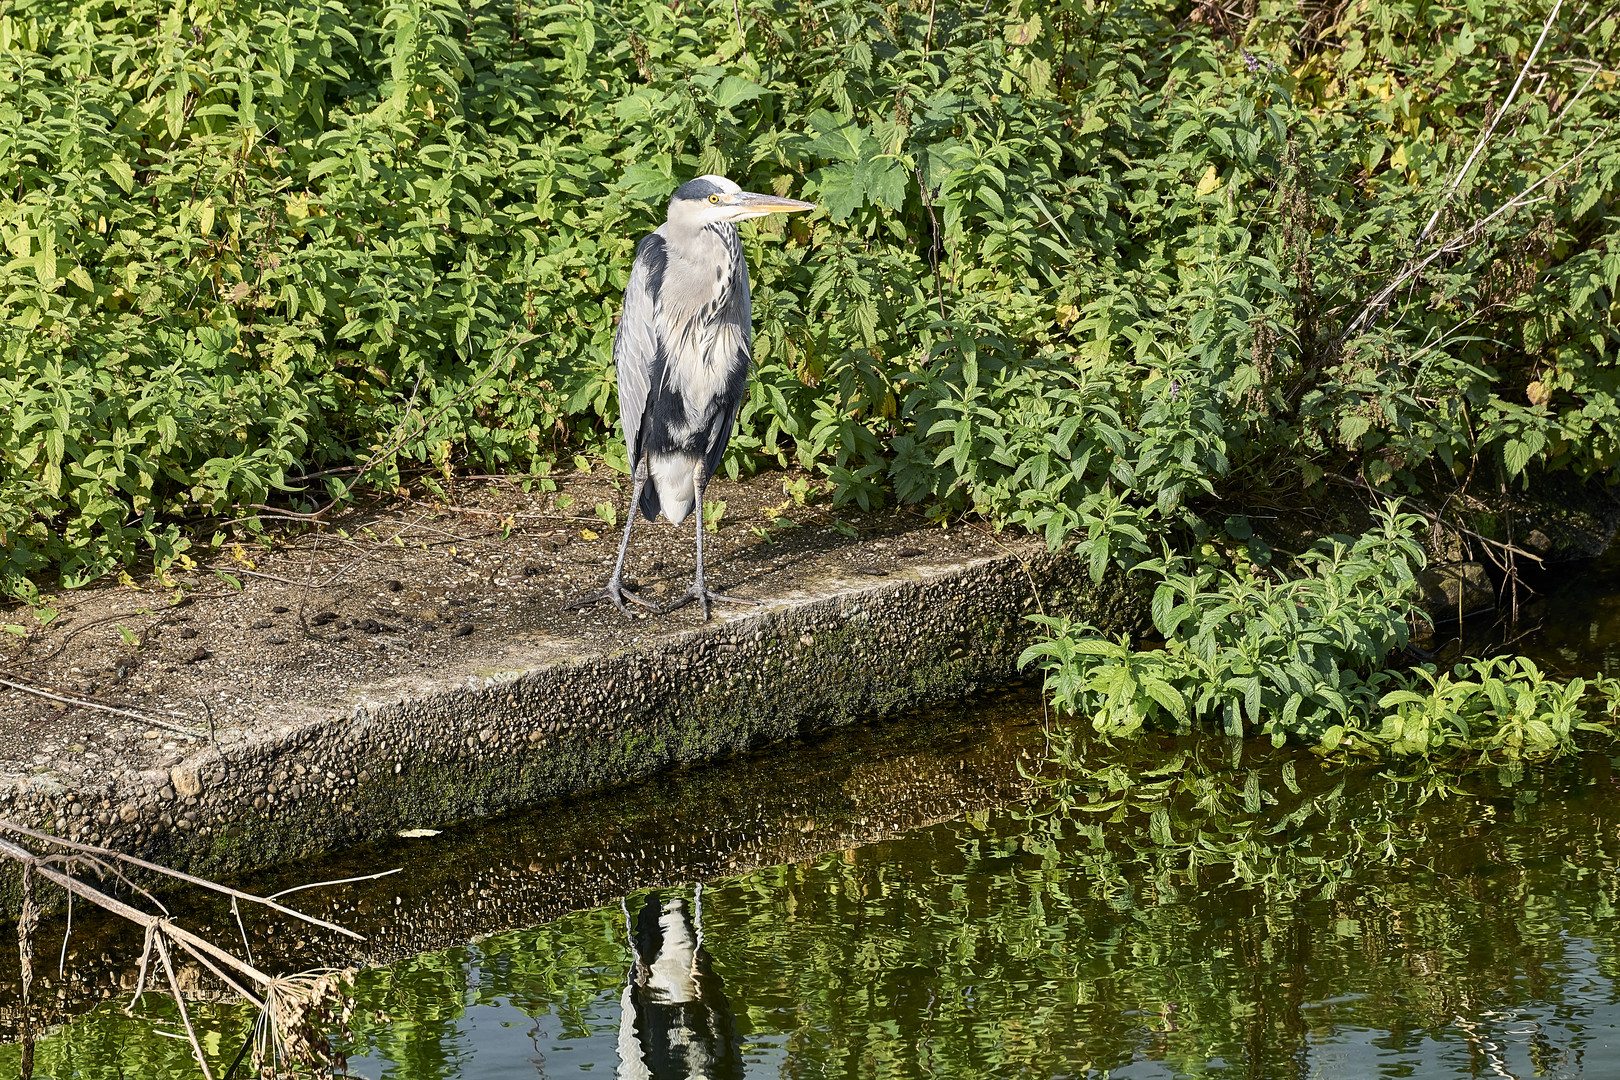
[1344,129,1602,338]
[0,673,204,738]
[3,827,367,1078]
[1417,0,1564,245]
[0,821,362,938]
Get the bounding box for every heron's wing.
[614,231,666,468]
[702,244,752,481]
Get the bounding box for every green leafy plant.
[2,0,1615,604]
[1022,503,1428,745]
[1023,502,1620,762]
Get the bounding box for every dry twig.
[0,673,204,738]
[1416,0,1564,247]
[3,826,371,1078]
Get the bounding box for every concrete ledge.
[1,544,1134,911]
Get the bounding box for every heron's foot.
[564,580,660,617]
[661,583,760,622]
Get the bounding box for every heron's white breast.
[655,226,747,439]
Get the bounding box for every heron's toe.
[565,582,658,617]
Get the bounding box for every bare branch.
[0,673,204,738]
[157,931,216,1080]
[1417,0,1564,247]
[268,866,402,900]
[0,821,364,940]
[2,828,362,1078]
[1343,130,1602,339]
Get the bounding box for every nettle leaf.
[812,163,866,221]
[712,76,765,110]
[856,155,909,211]
[806,109,865,163]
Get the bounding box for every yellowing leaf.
[35,221,56,285]
[1195,164,1221,197]
[1388,144,1408,170]
[1007,14,1040,45]
[198,200,215,237]
[66,265,94,292]
[580,529,600,540]
[100,158,135,194]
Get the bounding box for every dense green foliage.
[3,0,1618,605]
[1023,504,1620,760]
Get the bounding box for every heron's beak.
[725,191,818,219]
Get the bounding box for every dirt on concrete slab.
[0,468,1014,773]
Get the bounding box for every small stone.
[250,618,274,629]
[267,633,289,645]
[386,579,404,592]
[1418,561,1494,618]
[143,729,160,740]
[178,628,199,640]
[271,605,290,614]
[186,648,211,663]
[311,611,338,626]
[455,624,476,637]
[897,547,924,558]
[171,764,202,798]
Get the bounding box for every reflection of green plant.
[13,725,1620,1079]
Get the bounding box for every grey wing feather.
[614,231,665,468]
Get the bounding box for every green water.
[10,559,1620,1078]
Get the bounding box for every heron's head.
[666,174,816,228]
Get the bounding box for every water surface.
[9,557,1620,1078]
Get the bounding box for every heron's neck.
[665,217,735,247]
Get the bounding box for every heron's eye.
[708,194,720,204]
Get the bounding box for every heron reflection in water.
[617,884,744,1080]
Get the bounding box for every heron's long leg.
[564,459,658,616]
[662,462,760,621]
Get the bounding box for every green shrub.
[2,0,1618,605]
[1020,502,1620,762]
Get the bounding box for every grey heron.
[569,174,816,621]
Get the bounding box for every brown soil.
[0,468,1014,776]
